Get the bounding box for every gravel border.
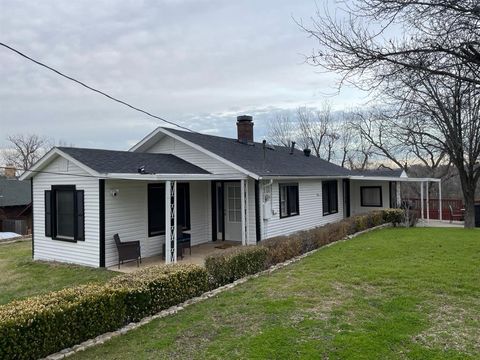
[43,223,392,360]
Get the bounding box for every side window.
[44,186,84,241]
[322,180,338,215]
[279,183,299,218]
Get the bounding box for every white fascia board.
[19,148,100,180]
[259,175,350,180]
[105,173,249,181]
[156,128,260,180]
[128,127,163,152]
[349,175,440,182]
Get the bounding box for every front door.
[224,182,242,241]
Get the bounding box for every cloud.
[0,0,367,150]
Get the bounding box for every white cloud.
[0,0,367,149]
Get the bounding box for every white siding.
[104,179,212,267]
[32,156,100,267]
[145,136,242,175]
[350,180,391,215]
[261,179,344,240]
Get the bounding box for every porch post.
[165,180,177,264]
[396,181,401,208]
[439,180,443,221]
[426,181,430,222]
[240,179,248,246]
[420,181,424,220]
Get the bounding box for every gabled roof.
[152,128,351,178]
[57,147,210,175]
[0,178,31,207]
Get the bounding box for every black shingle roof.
[0,178,31,207]
[351,168,404,177]
[57,147,210,175]
[163,128,351,177]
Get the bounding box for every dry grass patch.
[414,296,480,356]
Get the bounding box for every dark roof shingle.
[57,147,210,175]
[163,128,351,177]
[0,178,31,207]
[351,168,404,177]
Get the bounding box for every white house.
[20,116,440,268]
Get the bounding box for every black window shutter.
[45,190,52,237]
[75,190,85,241]
[322,183,329,214]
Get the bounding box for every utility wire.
[0,42,196,133]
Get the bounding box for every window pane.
[361,187,382,206]
[56,190,75,238]
[148,184,165,236]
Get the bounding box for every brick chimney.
[4,165,16,178]
[237,115,254,143]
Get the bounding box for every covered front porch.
[103,175,257,269]
[109,240,241,272]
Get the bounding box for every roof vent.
[289,141,296,155]
[303,148,311,157]
[137,166,146,174]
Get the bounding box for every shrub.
[382,208,404,226]
[205,246,268,287]
[0,284,127,360]
[109,264,210,322]
[262,235,303,267]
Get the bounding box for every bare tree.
[2,134,54,171]
[302,0,480,227]
[299,0,480,87]
[267,113,295,147]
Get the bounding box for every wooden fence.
[404,198,464,220]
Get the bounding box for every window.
[148,183,191,236]
[227,183,242,222]
[279,183,299,218]
[361,186,383,207]
[44,186,84,241]
[322,180,338,215]
[148,183,166,237]
[177,183,191,230]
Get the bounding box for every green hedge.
[0,264,209,360]
[0,284,127,360]
[109,264,210,322]
[262,209,403,267]
[205,246,268,287]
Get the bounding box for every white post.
[165,180,177,264]
[439,180,443,221]
[241,179,247,246]
[420,181,424,220]
[426,181,430,222]
[396,181,401,208]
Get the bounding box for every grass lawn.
[72,228,480,360]
[0,240,116,305]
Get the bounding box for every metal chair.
[448,204,463,223]
[113,233,141,269]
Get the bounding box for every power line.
[0,42,196,133]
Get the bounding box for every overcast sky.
[0,0,366,150]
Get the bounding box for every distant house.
[20,116,439,268]
[0,172,32,235]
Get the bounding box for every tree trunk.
[463,195,476,228]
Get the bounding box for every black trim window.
[279,183,299,218]
[45,186,84,241]
[177,183,191,230]
[148,183,191,236]
[322,180,338,215]
[148,183,166,237]
[361,186,383,207]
